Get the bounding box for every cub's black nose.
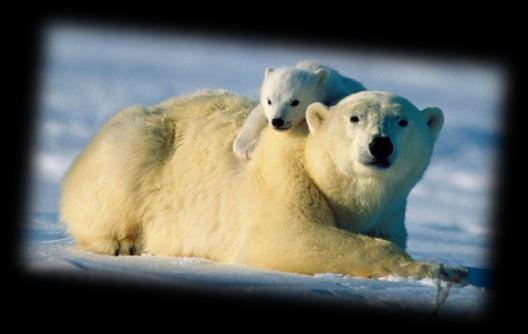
[369,136,393,158]
[271,118,284,128]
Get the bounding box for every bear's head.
[305,91,444,192]
[260,66,328,131]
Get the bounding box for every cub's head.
[260,66,328,131]
[306,91,444,187]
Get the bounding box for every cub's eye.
[350,116,360,123]
[398,119,408,127]
[267,99,272,105]
[290,99,299,107]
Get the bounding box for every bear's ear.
[306,102,330,134]
[315,68,328,85]
[264,67,274,77]
[422,107,444,142]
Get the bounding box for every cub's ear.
[422,107,444,142]
[306,102,330,134]
[264,67,274,77]
[315,68,328,85]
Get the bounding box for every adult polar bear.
[60,90,466,281]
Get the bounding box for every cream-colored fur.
[60,90,466,281]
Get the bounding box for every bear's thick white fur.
[60,90,465,280]
[233,61,365,161]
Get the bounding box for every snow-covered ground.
[21,22,504,314]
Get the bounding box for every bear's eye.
[290,100,299,107]
[350,116,360,123]
[267,99,272,106]
[398,119,408,127]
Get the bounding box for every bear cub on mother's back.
[233,61,365,161]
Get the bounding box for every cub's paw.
[233,137,258,162]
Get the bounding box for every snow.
[21,22,503,314]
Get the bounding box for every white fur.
[233,61,365,161]
[306,91,445,249]
[60,90,466,281]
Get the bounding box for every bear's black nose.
[271,118,285,128]
[369,136,393,159]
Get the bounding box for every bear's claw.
[438,264,469,285]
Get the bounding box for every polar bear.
[233,61,365,161]
[60,90,466,282]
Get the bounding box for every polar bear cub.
[233,61,365,161]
